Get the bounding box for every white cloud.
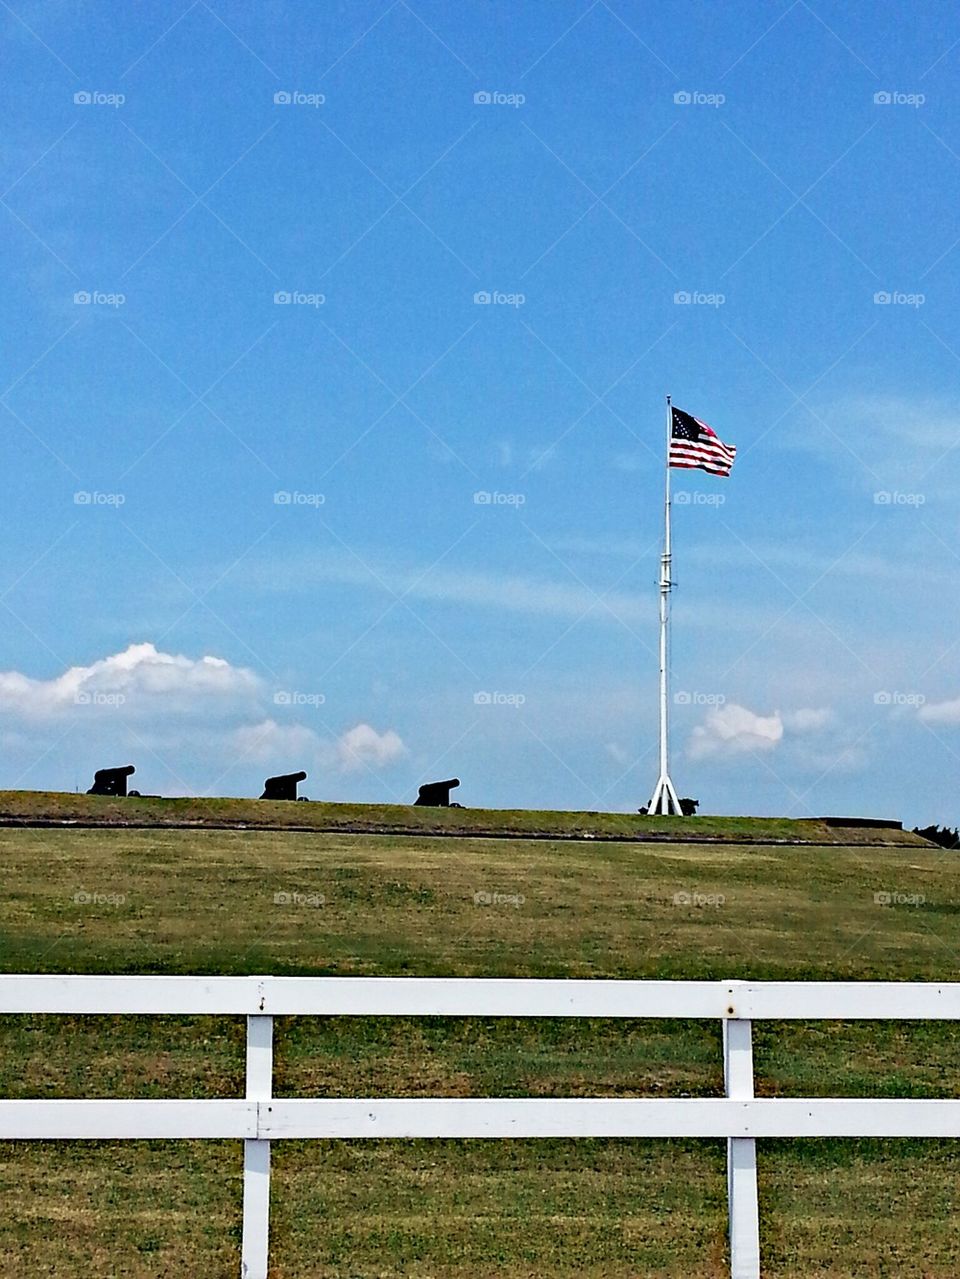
[337,723,406,771]
[784,394,960,495]
[688,703,784,761]
[783,707,833,733]
[242,547,821,640]
[248,550,650,624]
[791,739,869,777]
[687,541,960,592]
[919,697,960,726]
[688,702,846,769]
[232,719,406,776]
[232,719,323,765]
[833,395,960,452]
[0,642,260,719]
[0,645,407,787]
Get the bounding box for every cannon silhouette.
[87,765,136,797]
[260,771,307,801]
[414,778,460,807]
[638,797,699,816]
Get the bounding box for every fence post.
[723,1017,760,1279]
[241,1014,273,1279]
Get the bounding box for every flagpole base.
[647,775,682,816]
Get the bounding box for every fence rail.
[2,975,959,1279]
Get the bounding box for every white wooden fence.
[3,975,960,1278]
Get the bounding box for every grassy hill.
[0,807,956,1277]
[0,788,925,845]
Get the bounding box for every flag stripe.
[671,457,735,474]
[671,457,733,471]
[671,442,737,462]
[670,459,732,476]
[690,441,736,460]
[669,406,736,477]
[677,430,736,459]
[670,451,734,471]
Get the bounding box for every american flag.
[669,406,736,477]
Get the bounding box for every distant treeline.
[913,824,960,850]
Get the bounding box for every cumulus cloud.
[337,723,406,771]
[919,697,960,726]
[0,645,408,788]
[688,703,784,761]
[232,719,323,764]
[0,642,260,719]
[687,702,843,765]
[233,719,407,775]
[783,707,833,733]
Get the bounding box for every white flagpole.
[648,395,681,816]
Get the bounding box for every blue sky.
[2,0,959,824]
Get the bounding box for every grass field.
[1,812,958,1276]
[0,789,924,845]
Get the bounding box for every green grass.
[0,821,958,1276]
[0,788,925,845]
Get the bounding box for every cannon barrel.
[260,771,307,800]
[87,765,136,797]
[414,778,460,807]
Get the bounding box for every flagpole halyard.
[648,394,681,816]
